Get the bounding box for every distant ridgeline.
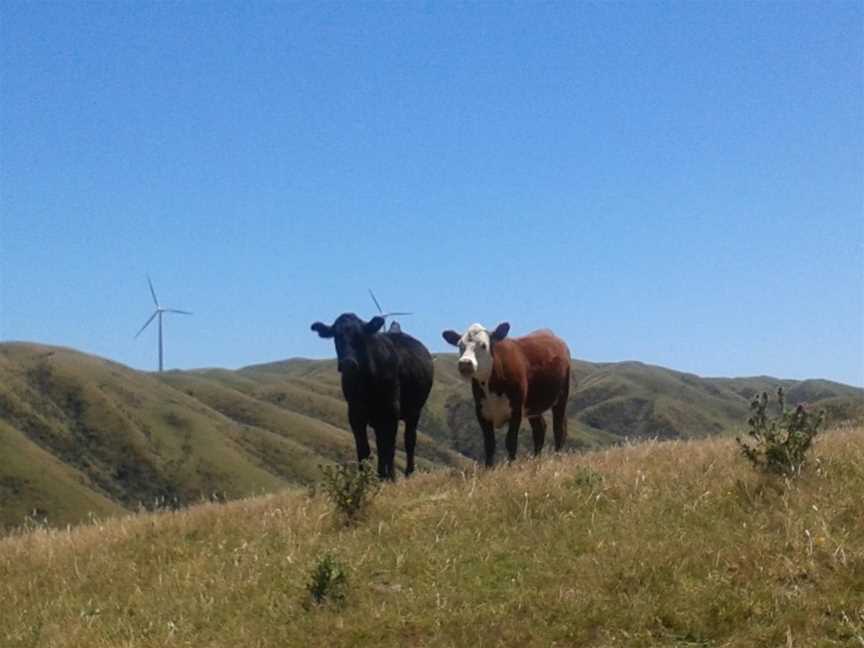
[0,342,861,530]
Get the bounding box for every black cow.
[310,313,434,480]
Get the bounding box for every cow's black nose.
[339,358,359,373]
[458,361,474,376]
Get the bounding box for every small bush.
[736,387,824,475]
[305,553,347,608]
[318,461,380,523]
[564,465,604,489]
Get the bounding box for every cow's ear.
[364,316,385,335]
[442,330,461,346]
[311,322,334,338]
[491,322,510,342]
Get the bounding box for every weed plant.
[304,553,347,608]
[318,460,380,523]
[737,388,824,475]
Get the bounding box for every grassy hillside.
[1,341,860,532]
[1,426,861,647]
[428,355,863,459]
[0,343,467,531]
[238,353,863,461]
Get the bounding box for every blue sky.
[1,2,862,385]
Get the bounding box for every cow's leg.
[481,419,496,468]
[371,424,387,480]
[480,421,495,468]
[383,394,400,480]
[348,404,370,464]
[385,418,398,480]
[373,418,398,481]
[474,400,496,467]
[552,373,570,451]
[505,404,523,463]
[384,415,399,481]
[403,412,420,477]
[529,415,547,456]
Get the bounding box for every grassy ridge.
[1,341,860,532]
[1,427,861,647]
[428,355,863,460]
[0,343,467,531]
[0,419,123,527]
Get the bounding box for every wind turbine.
[135,275,192,372]
[368,288,411,333]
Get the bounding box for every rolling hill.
[2,427,862,647]
[0,341,861,531]
[0,343,467,531]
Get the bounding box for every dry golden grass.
[1,426,862,647]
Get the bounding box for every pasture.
[2,341,860,531]
[1,426,862,647]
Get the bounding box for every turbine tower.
[135,275,192,372]
[368,288,411,333]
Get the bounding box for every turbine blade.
[165,309,192,315]
[368,289,384,314]
[134,311,158,338]
[147,275,159,307]
[383,311,412,317]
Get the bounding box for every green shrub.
[318,461,380,523]
[305,553,347,608]
[564,465,604,489]
[736,387,824,475]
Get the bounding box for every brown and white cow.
[442,322,570,466]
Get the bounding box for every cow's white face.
[456,324,493,381]
[442,322,510,383]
